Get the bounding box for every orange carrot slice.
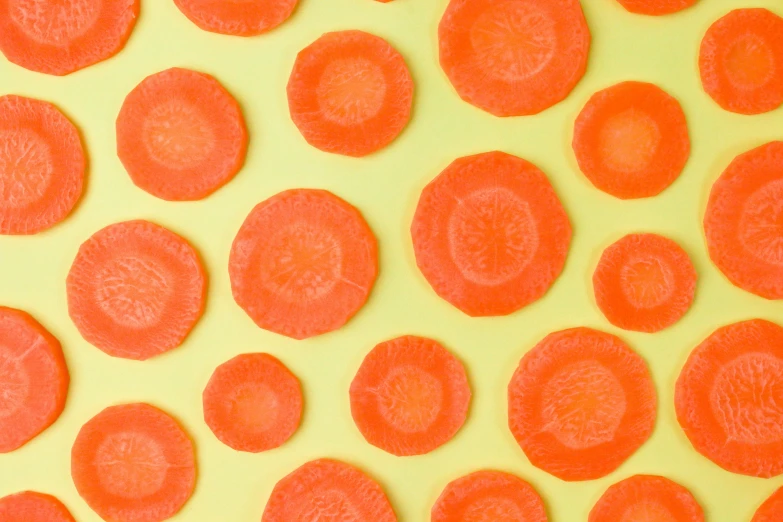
[0,0,139,76]
[508,327,656,481]
[438,0,590,116]
[700,9,783,115]
[262,459,397,521]
[173,0,298,36]
[704,142,783,299]
[0,307,68,453]
[350,335,471,456]
[0,491,75,522]
[593,233,697,333]
[229,189,378,340]
[573,81,690,199]
[287,30,413,157]
[0,95,85,235]
[66,220,207,360]
[675,319,783,478]
[116,67,248,201]
[589,475,704,522]
[616,0,697,15]
[753,487,783,522]
[411,151,571,317]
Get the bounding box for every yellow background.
[1,0,783,520]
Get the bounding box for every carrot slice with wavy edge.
[753,487,783,522]
[589,475,704,522]
[173,0,298,36]
[616,0,697,15]
[0,491,75,522]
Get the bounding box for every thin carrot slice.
[589,475,704,522]
[0,0,138,76]
[675,319,783,478]
[287,30,413,157]
[0,307,68,453]
[593,233,697,333]
[616,0,697,15]
[116,67,248,201]
[350,335,471,456]
[229,189,378,340]
[262,459,397,522]
[753,487,783,522]
[508,327,656,481]
[411,151,571,317]
[573,81,690,199]
[699,9,783,115]
[704,142,783,299]
[173,0,297,36]
[66,220,207,360]
[0,95,85,235]
[0,491,75,522]
[438,0,590,116]
[71,403,196,522]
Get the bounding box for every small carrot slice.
[66,220,207,360]
[0,307,68,453]
[287,30,413,157]
[350,335,471,456]
[411,151,571,317]
[753,487,783,522]
[173,0,298,36]
[593,233,697,333]
[675,319,783,478]
[589,475,704,522]
[0,0,139,76]
[0,491,75,522]
[616,0,697,15]
[71,403,196,522]
[508,327,656,481]
[116,67,248,201]
[573,81,691,199]
[229,189,378,340]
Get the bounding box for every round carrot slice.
[229,189,378,340]
[287,30,413,157]
[573,81,690,199]
[0,307,68,453]
[508,327,656,481]
[411,151,571,317]
[116,67,248,201]
[0,0,139,76]
[699,9,783,115]
[203,353,303,453]
[593,233,697,333]
[675,319,783,478]
[350,335,471,456]
[66,220,207,360]
[616,0,697,15]
[753,487,783,522]
[173,0,298,36]
[438,0,590,116]
[262,459,397,522]
[71,403,196,522]
[0,95,85,235]
[589,475,704,522]
[0,491,75,522]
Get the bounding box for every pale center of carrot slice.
[317,58,387,125]
[95,256,171,328]
[724,34,775,89]
[306,489,362,520]
[619,256,675,309]
[9,0,101,45]
[599,109,661,173]
[95,432,168,498]
[739,179,783,265]
[620,501,677,522]
[228,382,279,433]
[0,128,54,208]
[463,497,523,522]
[377,365,443,433]
[143,101,216,170]
[0,350,29,419]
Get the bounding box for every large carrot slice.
[229,189,378,340]
[438,0,590,116]
[508,327,656,481]
[0,0,138,76]
[589,475,704,522]
[675,319,783,478]
[116,67,248,201]
[173,0,298,36]
[616,0,697,15]
[66,220,207,360]
[0,491,75,522]
[573,81,690,199]
[753,487,783,522]
[350,335,471,456]
[0,95,85,235]
[411,151,571,317]
[593,233,697,333]
[287,30,413,157]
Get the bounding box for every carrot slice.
[71,403,196,522]
[66,220,207,360]
[262,458,397,521]
[573,81,690,199]
[116,67,248,201]
[432,470,547,522]
[350,335,471,456]
[508,327,656,481]
[0,0,139,76]
[0,307,68,453]
[229,189,378,340]
[287,30,413,157]
[0,491,75,522]
[616,0,697,15]
[589,475,704,522]
[675,319,783,478]
[0,95,85,235]
[173,0,298,36]
[704,141,783,299]
[753,487,783,522]
[411,151,571,317]
[203,353,303,453]
[438,0,590,116]
[699,9,783,115]
[593,233,697,333]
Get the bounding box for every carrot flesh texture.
[173,0,298,36]
[616,0,697,15]
[753,487,783,522]
[589,475,704,522]
[0,491,75,522]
